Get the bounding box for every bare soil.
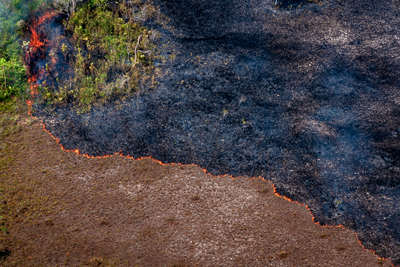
[0,110,393,266]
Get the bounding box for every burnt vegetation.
[0,0,167,113]
[2,0,400,265]
[56,0,164,111]
[274,0,324,9]
[23,0,167,113]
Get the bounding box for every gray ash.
[29,0,400,265]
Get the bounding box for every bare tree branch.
[134,35,142,65]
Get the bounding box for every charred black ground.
[29,0,400,264]
[275,0,324,9]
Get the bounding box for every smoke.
[0,0,55,59]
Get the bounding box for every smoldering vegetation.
[29,0,400,264]
[23,0,166,114]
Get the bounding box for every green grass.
[0,0,50,111]
[0,0,167,114]
[0,58,28,102]
[40,0,165,112]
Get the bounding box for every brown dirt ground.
[0,108,394,267]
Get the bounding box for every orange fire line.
[25,100,396,267]
[24,10,395,266]
[272,188,395,266]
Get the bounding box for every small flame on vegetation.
[24,0,167,113]
[23,6,395,267]
[25,96,395,267]
[25,11,58,98]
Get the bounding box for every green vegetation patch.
[0,0,49,105]
[0,0,49,60]
[43,0,164,113]
[0,58,27,102]
[0,0,167,113]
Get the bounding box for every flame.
[24,97,396,267]
[273,188,395,265]
[24,10,396,267]
[28,76,38,97]
[29,19,45,50]
[37,12,57,25]
[28,11,56,52]
[25,11,57,98]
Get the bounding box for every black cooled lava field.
[29,0,400,264]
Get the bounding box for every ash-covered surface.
[32,0,400,264]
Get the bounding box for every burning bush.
[25,0,165,113]
[0,0,50,104]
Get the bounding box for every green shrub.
[47,0,163,111]
[0,0,49,60]
[0,58,27,101]
[0,0,51,104]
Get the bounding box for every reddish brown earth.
[0,109,393,266]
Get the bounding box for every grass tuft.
[278,251,289,258]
